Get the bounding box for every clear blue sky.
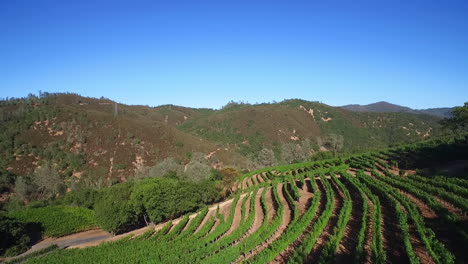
[1,0,467,109]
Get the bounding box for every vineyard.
[23,137,468,264]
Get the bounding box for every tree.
[184,161,211,182]
[318,134,344,157]
[15,176,35,201]
[0,215,32,257]
[257,148,277,167]
[143,158,183,179]
[441,102,468,132]
[219,168,241,194]
[281,142,310,164]
[33,162,66,199]
[95,182,140,234]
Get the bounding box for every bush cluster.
[95,177,220,234]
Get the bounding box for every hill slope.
[341,101,453,118]
[0,94,444,192]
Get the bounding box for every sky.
[0,0,467,109]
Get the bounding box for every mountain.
[0,94,445,192]
[340,101,454,118]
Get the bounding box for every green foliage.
[0,214,33,257]
[94,182,139,234]
[60,188,100,209]
[14,176,35,200]
[309,151,334,161]
[130,178,220,223]
[94,177,220,234]
[8,206,95,237]
[113,163,127,170]
[183,160,211,182]
[441,102,468,132]
[5,244,58,264]
[33,162,66,200]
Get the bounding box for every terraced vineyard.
[24,137,468,264]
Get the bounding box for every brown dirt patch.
[363,196,374,264]
[296,190,313,215]
[408,223,435,264]
[257,174,265,183]
[239,184,292,262]
[434,196,466,219]
[378,192,410,264]
[222,193,249,238]
[251,175,259,186]
[400,190,437,219]
[347,168,357,176]
[304,178,344,263]
[332,177,365,263]
[195,208,216,234]
[271,178,326,263]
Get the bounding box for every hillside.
[0,94,444,196]
[180,99,442,155]
[341,101,454,118]
[12,135,468,263]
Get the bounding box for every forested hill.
[0,93,445,193]
[341,101,454,118]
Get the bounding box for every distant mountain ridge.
[340,101,453,118]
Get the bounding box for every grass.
[8,206,96,237]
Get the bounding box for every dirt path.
[434,196,466,218]
[249,177,255,188]
[242,177,249,190]
[370,170,437,263]
[296,184,314,215]
[400,190,437,219]
[347,168,357,176]
[251,175,259,186]
[239,184,292,262]
[304,177,343,263]
[366,169,410,263]
[399,191,440,263]
[194,207,216,234]
[400,190,468,262]
[332,177,363,263]
[245,188,264,236]
[222,193,250,238]
[5,229,112,261]
[379,193,410,264]
[229,188,265,249]
[408,223,435,264]
[256,174,265,184]
[363,195,374,264]
[271,178,326,263]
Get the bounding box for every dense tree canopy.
[95,178,220,234]
[442,102,468,132]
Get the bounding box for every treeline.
[0,175,223,257]
[94,177,221,234]
[384,134,468,171]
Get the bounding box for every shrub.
[113,164,127,170]
[130,178,180,223]
[33,162,66,199]
[94,182,139,234]
[183,161,211,182]
[130,178,220,224]
[93,177,221,234]
[146,158,183,179]
[0,214,32,257]
[61,188,100,209]
[257,148,277,167]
